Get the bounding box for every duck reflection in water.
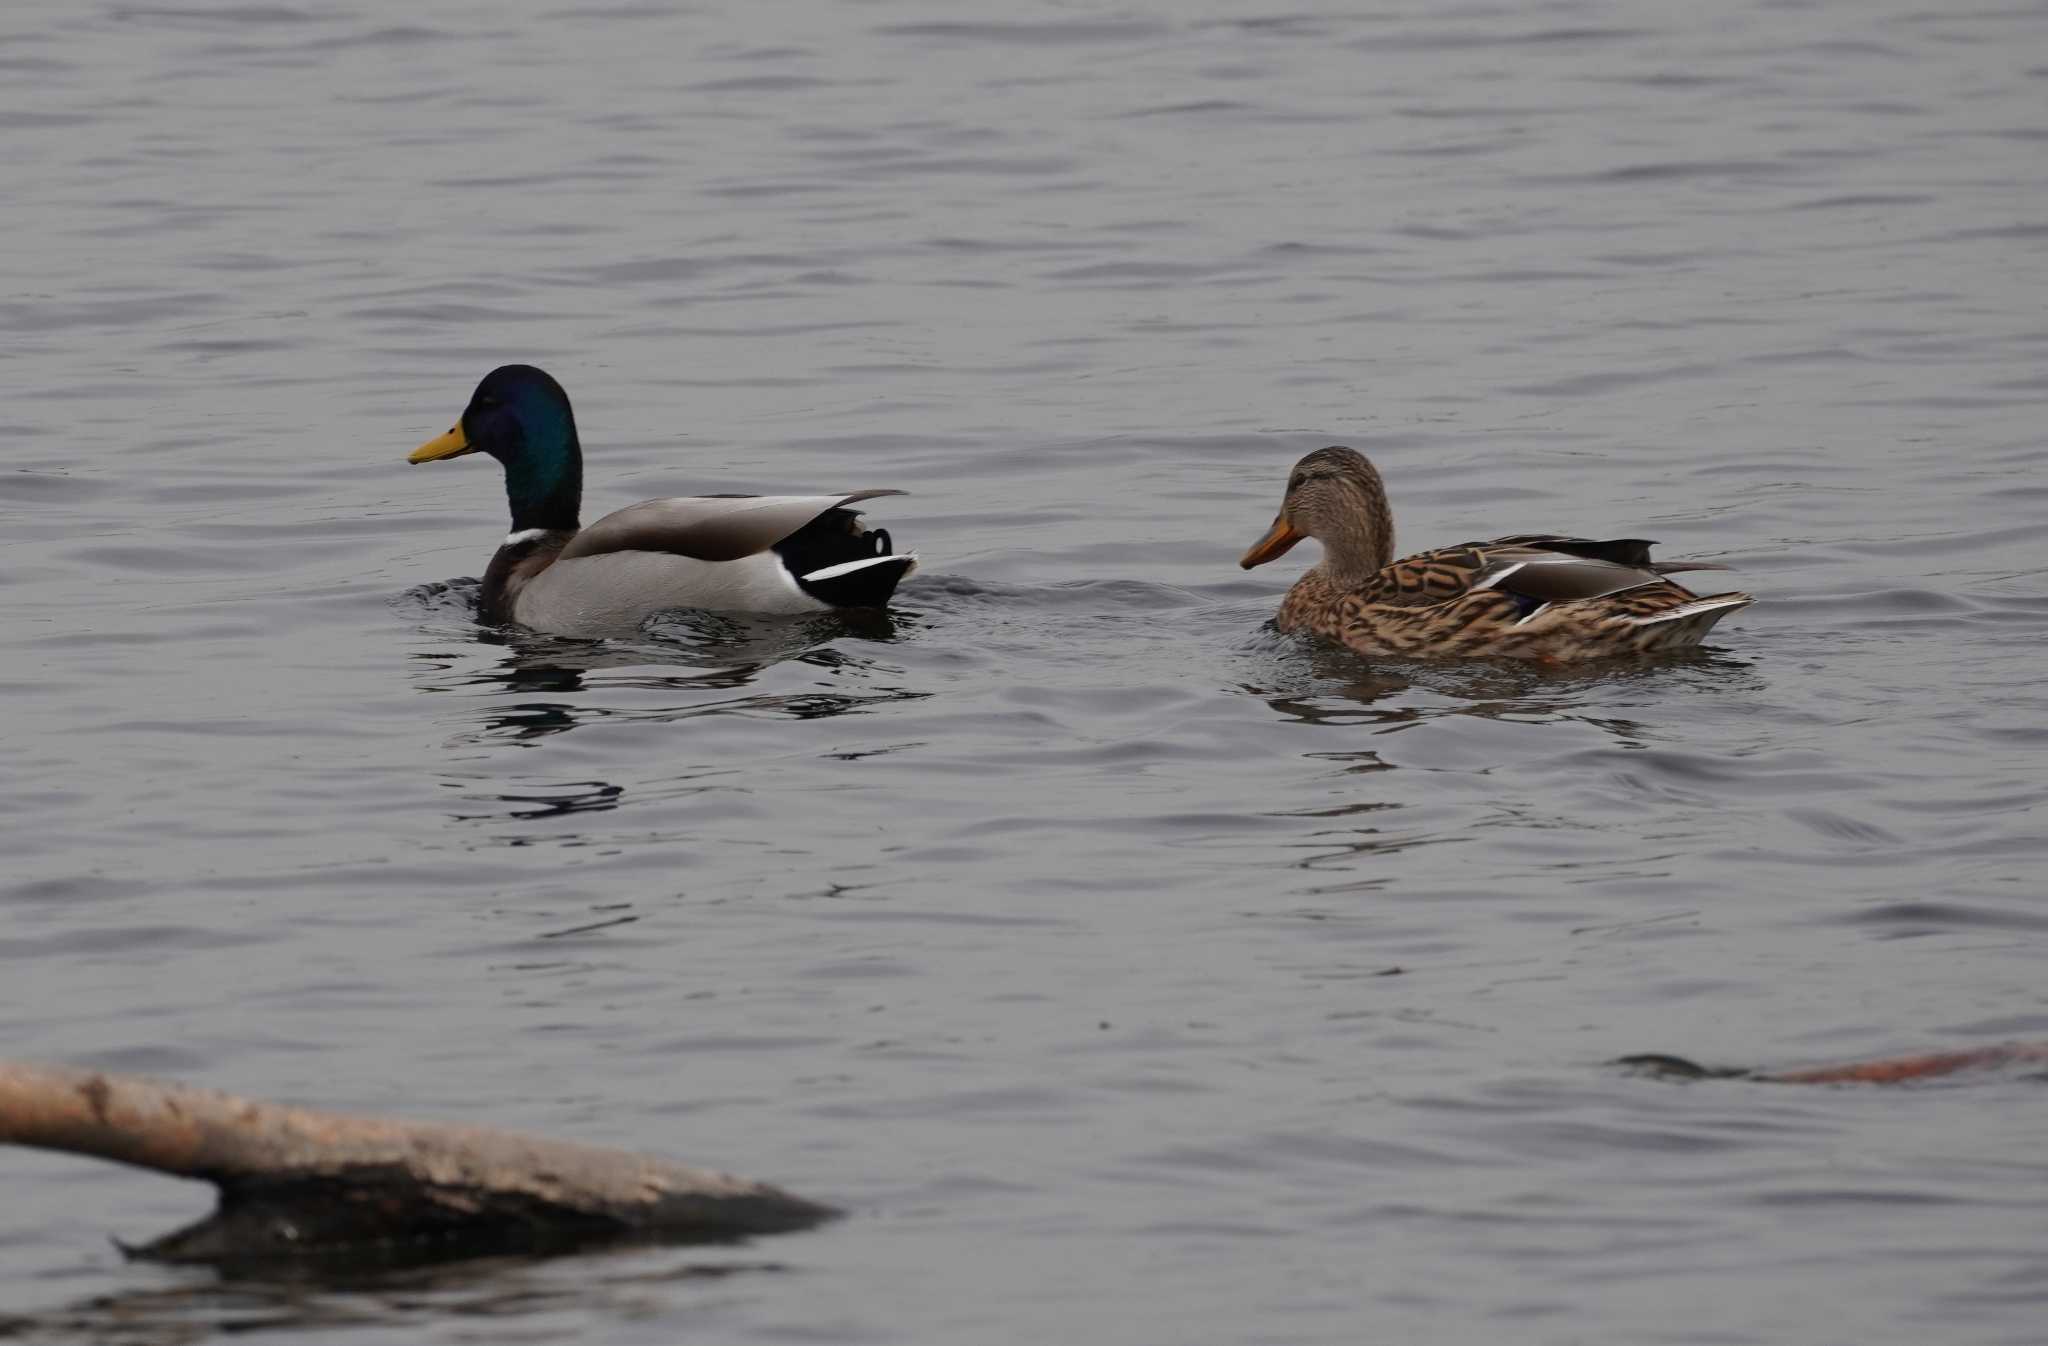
[411,604,917,746]
[1246,642,1759,743]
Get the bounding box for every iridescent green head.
[409,365,583,532]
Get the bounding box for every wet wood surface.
[0,1060,836,1266]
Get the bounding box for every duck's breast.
[513,550,826,634]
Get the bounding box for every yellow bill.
[408,423,474,464]
[1240,517,1305,569]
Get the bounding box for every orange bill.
[1239,517,1305,569]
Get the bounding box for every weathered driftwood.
[0,1061,837,1267]
[1618,1040,2048,1085]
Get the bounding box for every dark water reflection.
[1246,644,1760,739]
[0,1253,786,1345]
[401,585,927,744]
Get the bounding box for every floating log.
[0,1061,837,1268]
[1617,1040,2048,1085]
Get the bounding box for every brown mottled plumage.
[1241,447,1753,661]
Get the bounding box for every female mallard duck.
[408,366,916,635]
[1240,446,1751,660]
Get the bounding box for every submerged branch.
[0,1060,837,1267]
[1616,1040,2048,1085]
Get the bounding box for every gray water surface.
[5,1,2048,1342]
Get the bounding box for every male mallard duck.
[408,366,916,635]
[1240,446,1751,660]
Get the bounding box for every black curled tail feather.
[772,509,914,608]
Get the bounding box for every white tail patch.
[1629,595,1753,627]
[502,527,552,548]
[802,553,919,583]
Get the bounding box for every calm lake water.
[5,1,2047,1341]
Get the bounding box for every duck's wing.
[557,490,905,564]
[1481,533,1731,576]
[1362,536,1729,610]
